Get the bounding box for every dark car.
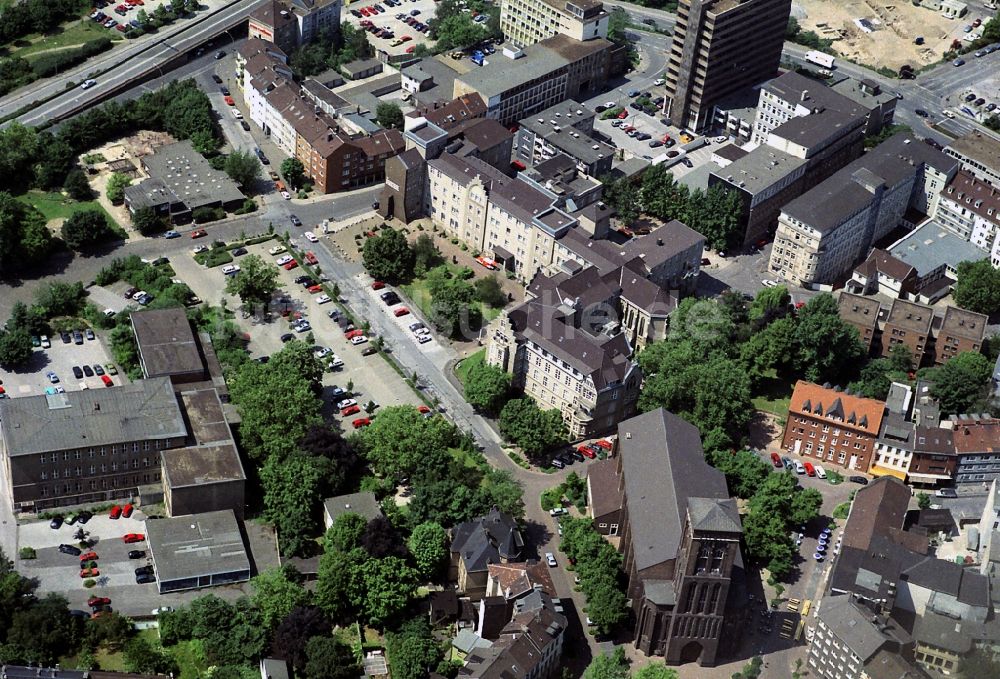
[59,544,81,556]
[557,453,573,466]
[136,573,156,584]
[61,332,71,344]
[381,292,401,305]
[77,510,93,524]
[915,109,929,117]
[569,449,585,462]
[135,565,154,576]
[72,366,84,379]
[215,50,225,59]
[82,365,94,377]
[294,275,312,284]
[220,85,230,96]
[299,278,317,288]
[361,346,378,356]
[94,364,105,376]
[280,333,294,342]
[212,74,223,84]
[240,120,250,131]
[923,138,944,150]
[232,247,248,256]
[849,475,869,485]
[290,215,302,227]
[50,516,63,529]
[128,550,146,559]
[965,93,977,102]
[73,330,84,345]
[85,328,95,340]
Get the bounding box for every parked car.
[935,488,958,498]
[128,550,146,559]
[545,552,557,567]
[136,573,156,584]
[122,503,134,518]
[123,533,146,544]
[60,544,82,556]
[814,464,827,479]
[88,596,111,607]
[80,568,100,578]
[849,475,869,485]
[79,551,98,562]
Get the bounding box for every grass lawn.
[19,190,113,223]
[14,21,116,61]
[400,265,498,332]
[450,445,488,472]
[168,638,210,679]
[751,373,794,416]
[455,348,486,386]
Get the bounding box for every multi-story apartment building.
[768,134,957,287]
[500,0,608,47]
[453,35,612,126]
[235,38,293,91]
[933,305,987,365]
[808,595,920,679]
[881,298,933,364]
[663,0,791,131]
[836,293,881,354]
[588,409,744,665]
[828,76,898,137]
[247,0,341,52]
[0,377,187,512]
[870,411,956,487]
[944,130,1000,188]
[934,170,1000,266]
[485,268,642,438]
[781,381,886,472]
[952,416,1000,484]
[514,101,615,176]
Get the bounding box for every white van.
[814,464,827,479]
[794,460,806,475]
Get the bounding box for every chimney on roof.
[801,90,809,102]
[94,402,100,412]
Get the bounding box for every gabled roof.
[788,380,885,435]
[854,248,916,283]
[451,509,524,574]
[688,497,741,534]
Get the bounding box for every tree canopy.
[224,150,261,189]
[928,351,993,415]
[953,259,1000,314]
[225,253,279,312]
[375,102,404,130]
[462,359,510,414]
[498,398,567,457]
[362,227,414,284]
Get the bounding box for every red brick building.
[781,381,887,472]
[933,306,988,365]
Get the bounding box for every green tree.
[357,405,458,479]
[917,492,931,510]
[229,360,322,460]
[749,285,790,323]
[105,172,131,204]
[602,176,640,223]
[270,339,325,393]
[463,359,510,414]
[848,358,893,400]
[61,209,117,250]
[888,343,913,373]
[743,472,820,580]
[325,512,368,553]
[793,293,866,384]
[930,351,993,414]
[0,192,54,271]
[582,647,630,679]
[474,275,507,308]
[431,13,488,50]
[131,205,162,235]
[280,157,306,190]
[356,556,419,627]
[123,636,178,675]
[411,233,442,275]
[953,259,1000,314]
[62,168,92,200]
[407,521,449,579]
[250,566,311,632]
[385,617,444,679]
[498,398,567,457]
[261,454,327,556]
[362,227,414,283]
[740,316,798,386]
[375,102,404,130]
[8,301,47,337]
[224,150,261,189]
[633,664,679,679]
[136,7,149,23]
[314,547,365,621]
[226,253,279,312]
[586,573,628,632]
[0,329,34,369]
[429,274,480,337]
[958,646,1000,679]
[6,593,76,665]
[304,636,361,679]
[34,280,87,317]
[707,448,771,499]
[479,468,525,520]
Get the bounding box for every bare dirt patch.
[794,0,974,69]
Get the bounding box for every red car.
[577,445,597,459]
[345,329,364,339]
[352,417,371,428]
[770,452,783,468]
[109,505,122,519]
[191,229,207,239]
[417,405,431,414]
[80,568,100,578]
[122,533,145,544]
[340,404,361,416]
[405,45,415,54]
[305,251,318,265]
[617,110,629,119]
[283,260,299,270]
[393,307,410,317]
[101,375,113,387]
[224,95,235,106]
[79,552,98,562]
[308,284,324,293]
[88,596,111,607]
[372,281,385,290]
[122,503,134,518]
[594,439,613,450]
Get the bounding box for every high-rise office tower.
[664,0,791,131]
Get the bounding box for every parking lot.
[343,0,441,58]
[0,333,119,399]
[166,237,425,427]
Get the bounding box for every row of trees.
[0,282,91,368]
[559,516,628,633]
[584,648,679,679]
[290,24,374,78]
[0,0,92,47]
[602,165,744,251]
[428,0,499,50]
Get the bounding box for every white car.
[314,347,332,358]
[268,245,287,255]
[350,335,368,345]
[280,190,291,200]
[132,290,149,301]
[603,100,616,108]
[653,78,665,86]
[151,607,173,616]
[304,231,319,243]
[545,552,557,567]
[232,109,243,119]
[329,355,344,368]
[316,294,331,304]
[715,136,728,143]
[221,264,240,275]
[40,335,50,348]
[761,279,777,287]
[814,464,827,479]
[336,398,358,410]
[192,244,208,254]
[275,254,294,266]
[417,334,432,344]
[81,79,97,90]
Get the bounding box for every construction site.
[793,0,993,70]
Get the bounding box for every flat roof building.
[945,130,1000,188]
[130,308,207,384]
[146,509,251,593]
[933,305,988,365]
[500,0,609,47]
[322,491,382,529]
[664,0,791,131]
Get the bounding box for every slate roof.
[902,556,989,605]
[0,376,185,456]
[618,409,735,571]
[586,458,622,519]
[452,509,524,574]
[841,477,921,552]
[688,497,741,533]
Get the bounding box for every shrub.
[18,547,36,559]
[195,248,233,268]
[83,579,96,588]
[192,206,225,223]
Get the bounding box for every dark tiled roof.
[854,248,915,282]
[841,477,918,552]
[451,509,524,574]
[586,458,621,519]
